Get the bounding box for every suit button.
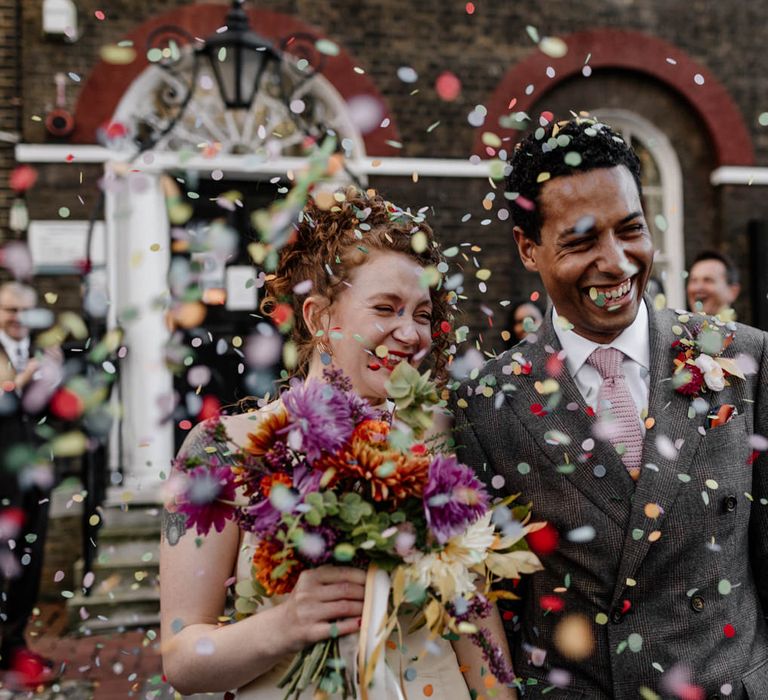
[610,609,624,624]
[723,495,737,512]
[691,595,705,612]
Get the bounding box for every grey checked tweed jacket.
[453,303,768,699]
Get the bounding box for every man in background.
[686,249,741,321]
[0,281,56,685]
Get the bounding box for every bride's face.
[323,250,433,403]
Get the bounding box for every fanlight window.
[110,43,365,160]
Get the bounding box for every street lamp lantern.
[198,0,279,111]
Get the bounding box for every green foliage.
[385,362,442,438]
[338,492,373,525]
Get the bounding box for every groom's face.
[514,165,654,344]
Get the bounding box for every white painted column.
[104,166,173,502]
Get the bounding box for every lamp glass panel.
[238,49,266,108]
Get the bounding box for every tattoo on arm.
[162,508,188,546]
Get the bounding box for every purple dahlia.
[282,378,354,463]
[423,454,489,544]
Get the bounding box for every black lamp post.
[197,0,280,111]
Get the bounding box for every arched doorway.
[98,7,376,496]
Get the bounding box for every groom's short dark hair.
[506,117,643,243]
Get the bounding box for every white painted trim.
[15,143,495,178]
[710,166,768,186]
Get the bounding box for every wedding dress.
[233,532,471,699]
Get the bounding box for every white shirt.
[552,301,650,423]
[0,329,30,373]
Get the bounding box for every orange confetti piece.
[644,503,661,519]
[423,684,434,696]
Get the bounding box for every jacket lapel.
[609,303,706,609]
[499,311,635,529]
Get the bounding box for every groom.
[454,118,768,699]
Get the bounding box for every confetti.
[100,44,136,64]
[397,66,419,83]
[435,71,461,101]
[347,95,385,134]
[539,36,568,58]
[315,39,340,56]
[554,614,594,660]
[566,525,596,543]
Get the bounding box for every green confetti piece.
[315,39,339,56]
[564,151,582,167]
[489,160,506,180]
[544,430,571,446]
[333,543,356,562]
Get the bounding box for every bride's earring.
[317,338,333,361]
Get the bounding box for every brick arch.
[71,4,399,155]
[476,29,754,166]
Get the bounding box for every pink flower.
[177,461,237,536]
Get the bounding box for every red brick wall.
[0,0,20,236]
[4,1,768,330]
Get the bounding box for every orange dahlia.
[244,405,290,456]
[330,420,430,502]
[252,538,303,596]
[259,472,292,497]
[233,407,291,495]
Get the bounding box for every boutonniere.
[671,319,744,397]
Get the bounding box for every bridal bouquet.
[171,364,544,699]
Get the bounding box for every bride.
[160,187,516,699]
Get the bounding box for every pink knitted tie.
[587,347,643,481]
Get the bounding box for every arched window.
[592,109,685,308]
